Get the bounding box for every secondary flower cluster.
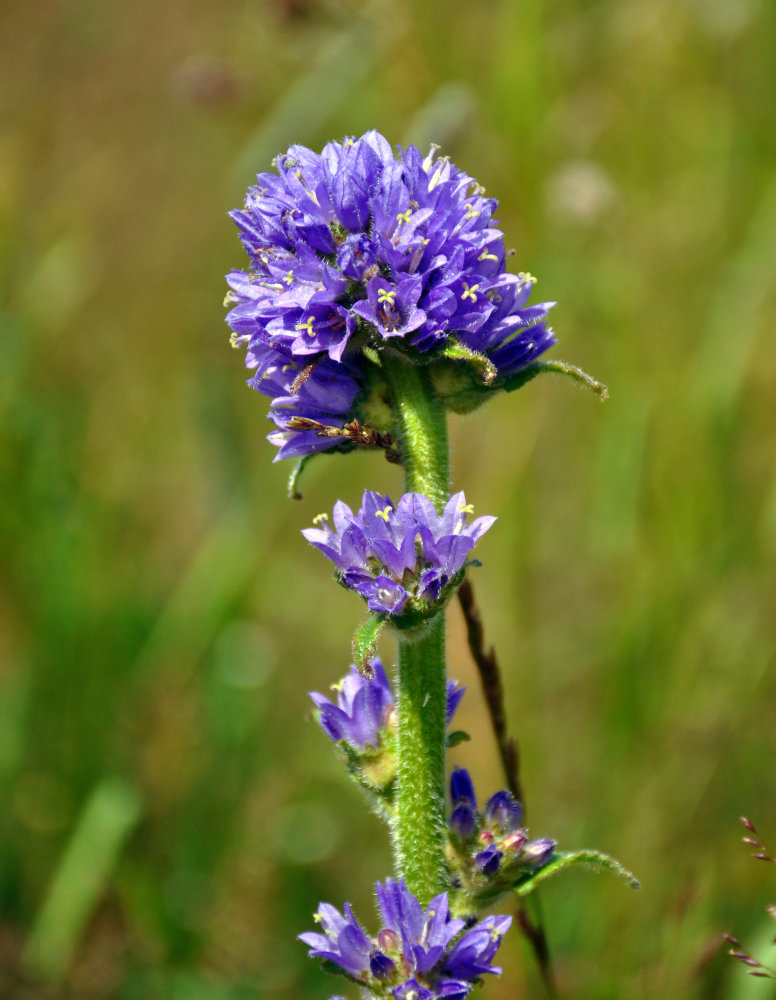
[225,130,556,459]
[310,661,465,795]
[311,660,465,751]
[300,877,511,1000]
[303,490,495,615]
[448,769,555,893]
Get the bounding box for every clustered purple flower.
[300,877,511,1000]
[225,130,556,459]
[449,768,555,889]
[310,659,465,751]
[303,490,495,615]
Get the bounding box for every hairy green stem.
[382,353,449,510]
[395,615,447,901]
[382,352,449,904]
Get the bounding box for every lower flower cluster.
[300,877,511,1000]
[447,769,555,907]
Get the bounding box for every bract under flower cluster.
[303,490,495,616]
[448,768,555,898]
[226,130,556,459]
[300,877,511,1000]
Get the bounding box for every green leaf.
[514,850,640,896]
[500,359,609,400]
[352,615,386,678]
[23,779,142,982]
[446,730,471,748]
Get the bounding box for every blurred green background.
[1,0,775,997]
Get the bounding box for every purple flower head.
[226,131,556,458]
[449,767,477,841]
[300,878,510,999]
[228,329,364,461]
[450,768,477,809]
[448,769,555,893]
[303,490,496,615]
[310,659,395,750]
[520,837,556,868]
[310,659,466,752]
[483,790,523,832]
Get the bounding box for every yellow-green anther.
[376,506,393,522]
[378,288,397,306]
[281,363,298,373]
[519,271,538,285]
[295,317,315,337]
[457,503,475,514]
[396,209,413,225]
[478,249,499,262]
[283,271,294,285]
[464,204,479,220]
[461,282,480,303]
[312,512,329,525]
[428,157,449,191]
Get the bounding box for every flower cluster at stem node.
[310,660,465,795]
[225,130,556,460]
[447,768,555,911]
[303,490,495,618]
[300,877,511,1000]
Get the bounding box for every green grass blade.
[23,779,142,983]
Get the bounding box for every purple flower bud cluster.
[310,659,465,752]
[449,768,555,889]
[303,490,495,615]
[225,130,556,459]
[300,877,511,1000]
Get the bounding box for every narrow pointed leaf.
[500,359,609,400]
[288,454,314,500]
[352,615,386,678]
[514,850,640,896]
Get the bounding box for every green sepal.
[319,959,358,982]
[339,741,397,803]
[514,850,640,897]
[386,606,443,637]
[438,338,497,385]
[352,615,387,678]
[428,356,610,415]
[381,569,471,639]
[446,730,471,748]
[499,359,609,400]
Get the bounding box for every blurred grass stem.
[458,578,558,999]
